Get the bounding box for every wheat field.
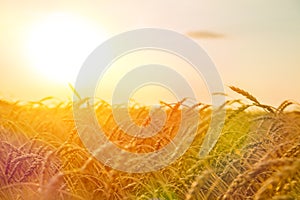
[0,87,299,200]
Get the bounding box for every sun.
[25,12,107,84]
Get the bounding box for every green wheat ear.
[68,83,81,101]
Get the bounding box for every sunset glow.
[25,12,107,84]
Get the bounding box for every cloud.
[186,31,225,39]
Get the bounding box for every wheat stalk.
[229,86,260,104]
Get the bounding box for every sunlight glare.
[25,12,107,84]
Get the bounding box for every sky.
[0,0,300,106]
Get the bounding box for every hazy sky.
[0,0,300,106]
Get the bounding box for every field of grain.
[0,87,299,200]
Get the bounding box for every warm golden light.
[24,12,107,84]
